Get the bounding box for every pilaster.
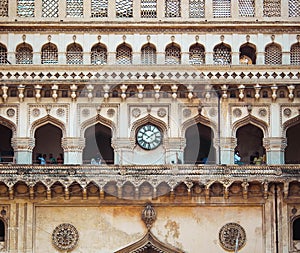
[263,137,287,164]
[111,138,134,165]
[218,137,237,164]
[164,138,186,164]
[11,137,35,164]
[61,137,85,164]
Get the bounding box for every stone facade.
[0,0,299,252]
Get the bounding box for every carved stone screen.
[165,0,181,17]
[116,0,133,18]
[263,0,281,17]
[0,0,8,17]
[212,0,231,18]
[238,0,255,17]
[66,0,83,17]
[91,0,108,17]
[42,0,59,17]
[17,0,34,17]
[289,0,300,17]
[141,0,157,18]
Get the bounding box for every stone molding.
[11,137,35,151]
[61,137,85,152]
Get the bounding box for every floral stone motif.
[219,222,246,251]
[157,108,167,117]
[6,108,15,117]
[52,223,79,251]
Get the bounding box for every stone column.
[61,137,85,164]
[164,138,185,164]
[218,137,237,164]
[11,137,35,164]
[263,137,287,164]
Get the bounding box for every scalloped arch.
[0,115,17,136]
[80,114,116,138]
[130,114,168,139]
[181,114,217,137]
[232,114,268,137]
[30,115,66,137]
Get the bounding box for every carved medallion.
[157,108,167,118]
[219,222,246,251]
[52,223,79,251]
[132,108,141,118]
[107,108,115,117]
[6,108,15,117]
[82,108,90,117]
[232,108,242,117]
[283,108,292,117]
[183,108,191,118]
[56,108,65,117]
[142,203,156,229]
[32,108,40,117]
[258,108,267,117]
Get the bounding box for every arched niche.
[0,118,15,163]
[284,118,300,164]
[235,123,265,164]
[182,114,217,164]
[32,123,63,164]
[239,42,256,64]
[82,122,114,164]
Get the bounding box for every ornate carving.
[219,222,246,251]
[81,108,90,117]
[52,223,79,251]
[183,108,191,118]
[157,108,167,118]
[209,107,217,117]
[142,203,156,230]
[258,108,267,117]
[6,108,15,117]
[283,108,292,117]
[56,108,65,117]
[32,108,40,117]
[132,108,141,118]
[107,108,115,117]
[233,108,242,117]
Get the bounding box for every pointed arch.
[0,43,8,64]
[283,115,300,135]
[91,42,107,65]
[141,43,157,65]
[239,42,256,64]
[116,42,132,64]
[181,114,217,137]
[30,115,66,137]
[66,42,83,64]
[41,42,58,64]
[290,42,300,65]
[189,42,205,64]
[115,231,184,253]
[232,114,269,137]
[130,114,168,139]
[16,42,33,64]
[0,115,17,136]
[80,114,116,138]
[213,42,231,65]
[165,42,181,64]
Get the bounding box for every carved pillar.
[164,138,185,164]
[11,137,35,164]
[263,137,287,165]
[61,137,85,164]
[218,137,237,164]
[111,138,133,165]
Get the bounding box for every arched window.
[265,43,282,65]
[189,0,205,18]
[116,0,133,18]
[0,0,8,17]
[189,43,205,64]
[165,0,181,17]
[17,0,34,17]
[263,0,280,17]
[289,0,300,17]
[91,43,107,65]
[141,0,157,18]
[91,0,108,17]
[41,42,58,64]
[238,0,255,17]
[16,43,33,64]
[42,0,59,17]
[213,43,231,65]
[0,219,5,242]
[66,43,83,64]
[116,43,132,64]
[240,42,256,64]
[293,217,300,240]
[66,0,83,17]
[290,43,300,65]
[213,0,231,18]
[0,43,8,64]
[165,43,181,64]
[141,43,157,65]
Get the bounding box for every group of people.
[90,153,102,165]
[37,153,63,165]
[234,150,266,165]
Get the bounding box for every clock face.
[137,124,162,150]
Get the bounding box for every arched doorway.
[184,123,215,164]
[32,123,63,164]
[285,123,300,164]
[0,124,13,163]
[236,124,265,164]
[83,123,114,164]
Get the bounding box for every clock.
[137,124,162,150]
